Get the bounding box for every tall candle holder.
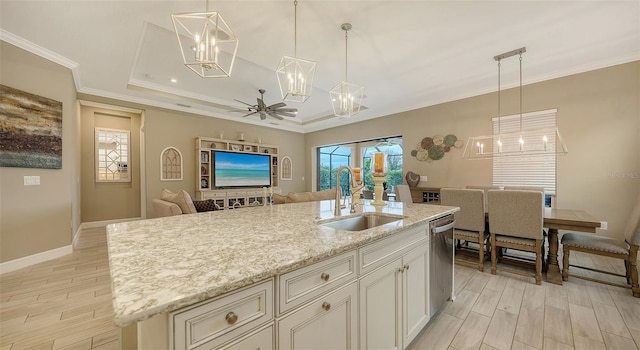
[371,151,388,206]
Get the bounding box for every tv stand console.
[195,137,280,209]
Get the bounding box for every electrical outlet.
[600,221,608,230]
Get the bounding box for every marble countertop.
[106,199,458,327]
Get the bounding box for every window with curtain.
[492,109,558,196]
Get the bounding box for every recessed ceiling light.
[170,78,177,83]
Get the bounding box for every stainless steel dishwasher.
[429,215,455,318]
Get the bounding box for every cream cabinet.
[137,222,438,350]
[170,279,274,350]
[358,224,430,350]
[277,282,358,350]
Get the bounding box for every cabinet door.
[359,259,403,350]
[217,324,273,350]
[278,282,358,350]
[402,243,430,346]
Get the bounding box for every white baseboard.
[1,217,142,274]
[72,225,82,249]
[81,217,142,230]
[0,245,73,274]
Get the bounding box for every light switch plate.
[24,176,40,186]
[600,221,608,230]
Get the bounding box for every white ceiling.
[1,1,639,133]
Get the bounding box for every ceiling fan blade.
[275,111,297,118]
[241,111,258,118]
[274,108,298,113]
[267,111,284,120]
[268,102,286,109]
[234,99,255,107]
[257,98,266,109]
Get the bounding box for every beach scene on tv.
[214,151,271,187]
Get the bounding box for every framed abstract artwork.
[0,85,63,169]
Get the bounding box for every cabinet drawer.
[171,279,274,350]
[359,225,428,275]
[199,191,227,200]
[278,250,357,314]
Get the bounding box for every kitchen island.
[106,199,458,349]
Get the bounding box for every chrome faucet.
[334,165,362,216]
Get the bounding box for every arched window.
[281,156,293,180]
[160,147,183,181]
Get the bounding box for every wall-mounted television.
[213,150,271,188]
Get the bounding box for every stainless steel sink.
[319,213,404,231]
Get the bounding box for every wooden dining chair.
[561,192,640,297]
[488,190,545,284]
[362,189,374,199]
[441,188,487,271]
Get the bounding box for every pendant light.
[463,47,568,159]
[171,0,239,78]
[329,23,365,118]
[276,0,316,103]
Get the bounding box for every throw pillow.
[161,189,197,214]
[193,199,219,212]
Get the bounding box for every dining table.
[542,208,601,284]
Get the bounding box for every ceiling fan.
[234,89,298,120]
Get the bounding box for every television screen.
[213,150,271,188]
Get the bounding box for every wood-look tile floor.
[410,253,640,350]
[0,227,119,350]
[1,227,639,350]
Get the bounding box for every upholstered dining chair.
[362,189,374,199]
[561,192,640,297]
[441,188,487,271]
[394,185,413,204]
[466,185,501,212]
[488,190,545,285]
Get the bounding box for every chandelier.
[276,0,316,103]
[171,0,238,78]
[463,47,568,159]
[329,23,365,118]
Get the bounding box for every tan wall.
[74,95,307,219]
[142,108,306,217]
[0,42,79,263]
[80,106,142,222]
[305,61,640,239]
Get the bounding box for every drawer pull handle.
[322,302,331,311]
[320,273,330,282]
[404,264,410,271]
[398,267,405,273]
[225,312,238,325]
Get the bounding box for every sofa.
[272,188,337,204]
[152,189,218,217]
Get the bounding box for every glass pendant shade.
[171,11,238,78]
[276,56,316,103]
[329,81,365,118]
[370,151,388,176]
